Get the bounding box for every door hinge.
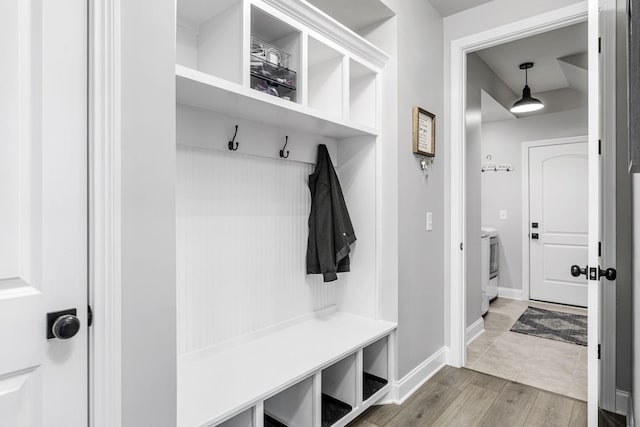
[598,241,602,257]
[598,37,602,53]
[88,305,93,327]
[598,344,601,359]
[599,139,602,155]
[460,242,463,251]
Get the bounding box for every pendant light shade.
[510,62,544,114]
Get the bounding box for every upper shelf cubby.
[308,37,345,118]
[349,59,377,128]
[250,6,301,103]
[176,0,243,83]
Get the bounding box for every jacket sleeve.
[315,182,337,282]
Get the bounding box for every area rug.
[510,306,587,346]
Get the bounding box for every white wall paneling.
[335,136,378,319]
[177,143,334,354]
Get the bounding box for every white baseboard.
[616,388,630,417]
[386,347,448,405]
[466,318,484,345]
[498,287,523,300]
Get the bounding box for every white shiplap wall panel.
[177,145,337,355]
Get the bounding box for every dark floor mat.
[322,393,352,427]
[510,306,587,346]
[363,372,388,401]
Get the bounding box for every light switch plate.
[426,212,433,231]
[499,210,507,220]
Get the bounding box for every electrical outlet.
[499,210,507,220]
[426,212,433,231]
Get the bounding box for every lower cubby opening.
[264,376,313,427]
[321,355,356,427]
[218,408,253,427]
[362,336,389,401]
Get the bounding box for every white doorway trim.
[520,135,589,303]
[89,0,123,425]
[446,1,588,370]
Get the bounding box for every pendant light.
[510,62,544,113]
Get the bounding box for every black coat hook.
[280,136,290,159]
[228,125,239,151]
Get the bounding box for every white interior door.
[528,141,589,306]
[0,0,87,425]
[587,0,602,424]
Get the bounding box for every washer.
[480,229,490,315]
[482,227,499,301]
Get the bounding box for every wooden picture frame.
[412,107,436,157]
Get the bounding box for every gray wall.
[120,0,177,425]
[465,54,516,327]
[481,108,588,293]
[385,0,446,379]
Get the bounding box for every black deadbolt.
[532,222,539,228]
[47,309,80,340]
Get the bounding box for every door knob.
[47,309,80,340]
[599,267,617,281]
[531,233,539,240]
[571,265,588,278]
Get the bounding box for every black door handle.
[599,268,617,281]
[571,265,588,278]
[571,265,617,281]
[47,309,81,340]
[531,233,539,240]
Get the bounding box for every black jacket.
[306,144,356,282]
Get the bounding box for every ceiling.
[428,0,493,17]
[476,22,588,94]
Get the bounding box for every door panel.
[529,142,588,306]
[0,0,87,425]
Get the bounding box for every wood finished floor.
[347,366,589,427]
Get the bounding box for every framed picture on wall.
[412,107,436,157]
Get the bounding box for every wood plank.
[430,366,478,391]
[477,381,538,427]
[568,400,587,426]
[350,403,403,427]
[386,380,463,427]
[469,370,509,394]
[523,390,575,427]
[430,384,499,427]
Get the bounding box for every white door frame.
[446,0,618,413]
[520,135,589,302]
[89,0,123,425]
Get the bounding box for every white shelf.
[178,310,396,427]
[176,65,378,139]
